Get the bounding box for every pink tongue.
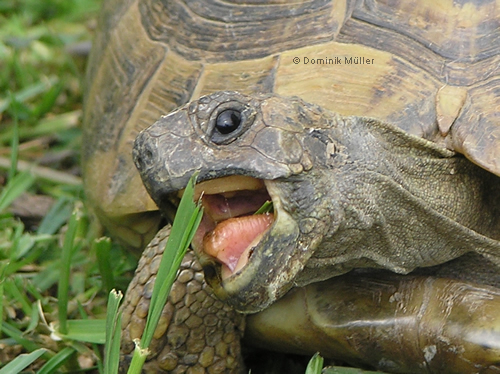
[203,214,274,273]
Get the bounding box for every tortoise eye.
[215,109,242,135]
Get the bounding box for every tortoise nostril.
[143,148,153,164]
[133,139,155,172]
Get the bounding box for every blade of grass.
[31,261,62,293]
[306,353,324,374]
[0,156,81,185]
[0,110,81,145]
[8,91,19,180]
[0,170,36,213]
[127,173,203,373]
[57,205,81,335]
[4,244,47,278]
[104,289,123,374]
[0,261,7,339]
[94,237,113,294]
[141,172,203,348]
[26,303,40,333]
[3,278,32,317]
[127,343,149,374]
[0,348,47,374]
[32,81,63,119]
[37,197,73,235]
[0,76,59,114]
[8,220,24,262]
[74,300,105,374]
[1,322,45,354]
[37,346,75,374]
[57,319,106,344]
[254,200,273,215]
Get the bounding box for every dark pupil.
[215,109,241,135]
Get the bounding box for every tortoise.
[81,0,500,372]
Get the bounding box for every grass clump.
[0,0,112,372]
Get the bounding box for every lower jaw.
[220,226,271,279]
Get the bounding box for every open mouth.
[178,175,276,281]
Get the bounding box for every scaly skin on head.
[133,91,500,313]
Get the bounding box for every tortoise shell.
[82,0,500,250]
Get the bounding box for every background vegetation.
[0,0,134,371]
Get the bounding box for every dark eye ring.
[215,109,242,135]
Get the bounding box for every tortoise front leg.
[120,225,246,374]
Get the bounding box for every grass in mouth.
[254,200,273,215]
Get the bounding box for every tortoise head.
[133,91,346,312]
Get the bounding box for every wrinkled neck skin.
[286,114,500,288]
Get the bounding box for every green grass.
[126,175,203,374]
[0,0,114,372]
